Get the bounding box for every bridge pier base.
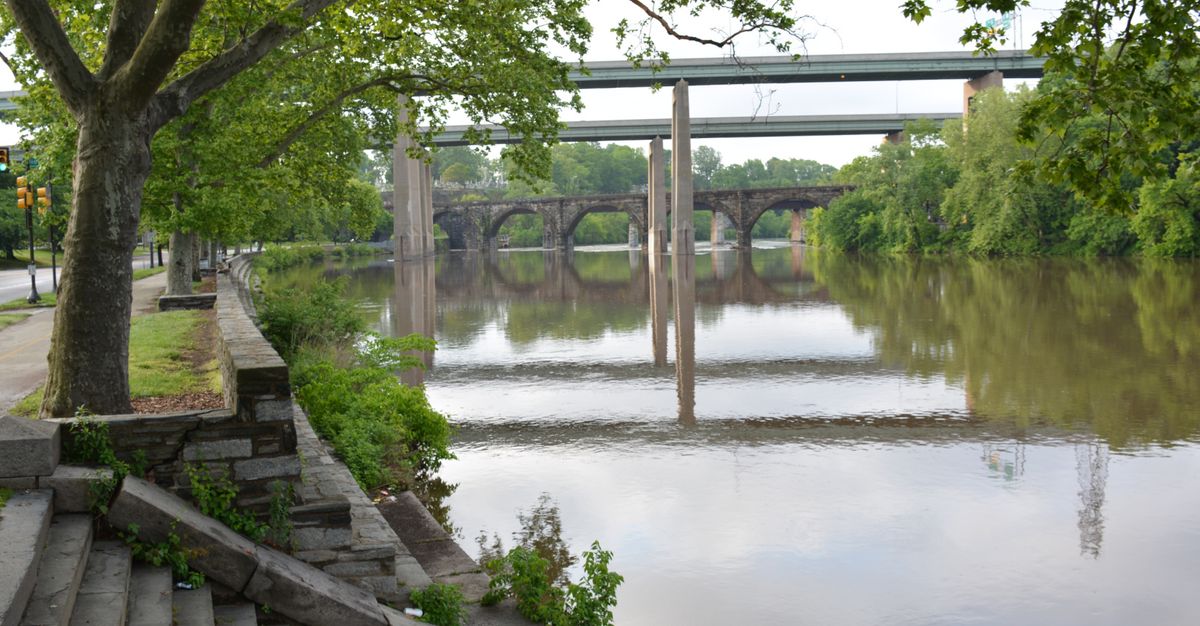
[671,80,695,256]
[735,226,752,250]
[789,211,806,243]
[628,222,641,248]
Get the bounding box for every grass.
[132,266,166,281]
[0,292,56,311]
[0,487,12,509]
[14,309,220,416]
[0,313,30,330]
[0,249,60,269]
[127,310,210,397]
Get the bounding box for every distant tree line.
[810,85,1200,257]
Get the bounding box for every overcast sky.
[0,1,1064,168]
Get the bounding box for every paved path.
[0,252,161,304]
[0,271,168,413]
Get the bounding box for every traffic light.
[15,176,26,209]
[0,148,8,172]
[36,187,50,215]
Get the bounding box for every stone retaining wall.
[46,256,304,513]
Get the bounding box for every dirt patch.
[197,276,217,293]
[187,308,219,371]
[132,391,224,414]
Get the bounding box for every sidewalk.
[0,271,169,413]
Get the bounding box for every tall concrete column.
[789,210,805,243]
[671,81,695,256]
[422,161,435,255]
[647,137,667,256]
[627,221,640,248]
[963,70,1003,118]
[393,95,423,259]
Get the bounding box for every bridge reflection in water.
[294,245,1200,622]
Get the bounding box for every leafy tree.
[693,145,722,190]
[902,0,1200,212]
[1133,154,1200,256]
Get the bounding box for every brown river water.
[275,244,1200,625]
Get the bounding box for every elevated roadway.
[431,112,959,146]
[568,50,1042,89]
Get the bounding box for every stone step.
[125,564,173,626]
[0,416,60,480]
[20,514,93,626]
[212,603,258,626]
[173,585,216,626]
[108,476,410,626]
[67,541,131,626]
[0,490,54,625]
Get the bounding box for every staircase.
[0,497,260,625]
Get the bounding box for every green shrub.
[257,244,326,272]
[482,541,623,626]
[258,278,365,360]
[185,464,268,542]
[409,583,468,626]
[292,355,452,490]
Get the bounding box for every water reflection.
[390,257,436,386]
[270,247,1200,624]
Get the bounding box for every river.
[275,244,1200,625]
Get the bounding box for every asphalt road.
[0,268,169,414]
[0,251,162,303]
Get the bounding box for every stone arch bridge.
[412,185,852,250]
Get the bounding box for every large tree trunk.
[190,232,201,281]
[41,116,150,417]
[209,239,219,270]
[167,228,194,295]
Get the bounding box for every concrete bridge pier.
[789,210,806,243]
[628,222,641,248]
[393,95,433,258]
[671,80,695,256]
[647,137,668,256]
[963,70,1003,117]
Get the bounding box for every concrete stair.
[126,564,173,625]
[68,541,132,625]
[3,508,259,626]
[20,514,92,625]
[173,585,215,626]
[0,490,54,625]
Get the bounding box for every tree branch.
[149,0,340,130]
[257,73,474,168]
[3,0,95,115]
[97,0,156,81]
[113,0,208,112]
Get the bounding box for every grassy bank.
[15,309,221,416]
[0,293,56,311]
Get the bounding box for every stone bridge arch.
[561,199,647,249]
[432,209,481,250]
